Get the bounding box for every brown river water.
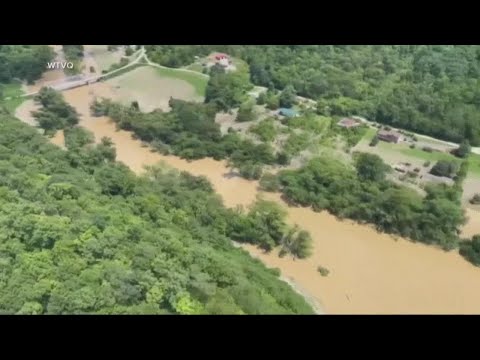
[15,78,480,314]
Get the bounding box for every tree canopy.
[0,45,54,84]
[0,113,314,314]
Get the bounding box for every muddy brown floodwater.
[462,207,480,238]
[15,79,480,314]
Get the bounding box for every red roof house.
[213,53,229,61]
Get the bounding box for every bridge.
[21,47,147,98]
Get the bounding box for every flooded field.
[105,66,202,112]
[462,207,480,238]
[13,66,480,315]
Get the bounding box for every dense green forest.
[146,45,480,145]
[260,153,471,254]
[92,98,282,179]
[0,113,314,314]
[0,45,54,84]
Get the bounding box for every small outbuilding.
[337,117,362,129]
[378,130,402,144]
[278,108,299,118]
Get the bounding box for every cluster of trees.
[0,113,314,314]
[261,153,468,251]
[249,118,277,142]
[460,235,480,266]
[205,68,252,111]
[94,98,283,179]
[32,87,79,135]
[236,101,256,122]
[430,160,459,178]
[257,89,280,110]
[228,200,313,258]
[0,45,54,84]
[146,45,480,145]
[451,140,471,158]
[62,45,84,75]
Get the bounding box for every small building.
[210,53,231,67]
[278,108,299,118]
[337,117,362,129]
[377,130,402,144]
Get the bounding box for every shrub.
[470,194,480,205]
[259,173,281,192]
[317,266,329,277]
[409,144,415,149]
[369,136,379,147]
[430,160,459,178]
[423,161,431,167]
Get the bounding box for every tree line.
[92,98,287,179]
[260,153,473,255]
[32,87,79,135]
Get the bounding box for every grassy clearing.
[106,66,202,112]
[185,63,204,73]
[363,127,377,142]
[86,45,124,73]
[357,130,480,178]
[101,63,146,81]
[468,153,480,177]
[155,67,208,97]
[399,146,461,163]
[1,83,25,112]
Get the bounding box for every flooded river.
[15,75,480,314]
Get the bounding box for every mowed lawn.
[156,67,208,98]
[1,83,25,113]
[468,153,480,177]
[106,66,204,112]
[357,127,480,177]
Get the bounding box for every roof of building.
[212,53,229,60]
[378,129,401,138]
[278,108,299,117]
[338,118,361,127]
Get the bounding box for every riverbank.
[16,81,480,314]
[13,52,480,314]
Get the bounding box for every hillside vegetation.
[0,113,314,314]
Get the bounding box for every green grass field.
[362,129,480,178]
[156,67,208,97]
[467,153,480,177]
[363,127,377,142]
[1,83,25,113]
[102,63,146,81]
[185,63,204,73]
[398,146,461,163]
